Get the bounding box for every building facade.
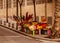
[0,0,54,22]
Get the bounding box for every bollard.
[0,20,1,24]
[0,20,2,24]
[8,23,10,27]
[6,23,9,27]
[18,26,21,31]
[2,21,4,25]
[12,23,14,28]
[4,21,6,25]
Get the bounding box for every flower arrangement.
[29,25,36,31]
[13,15,20,22]
[17,12,50,35]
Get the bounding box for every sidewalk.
[0,18,60,43]
[17,30,60,42]
[0,24,60,43]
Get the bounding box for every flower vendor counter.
[19,21,51,36]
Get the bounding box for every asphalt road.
[0,26,42,43]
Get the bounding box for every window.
[13,0,16,7]
[18,0,25,6]
[36,0,41,4]
[0,0,3,9]
[36,0,45,4]
[8,0,11,8]
[22,0,25,6]
[36,0,53,4]
[47,17,52,25]
[4,0,6,8]
[48,0,52,3]
[27,0,33,5]
[41,0,45,3]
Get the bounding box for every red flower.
[41,23,47,28]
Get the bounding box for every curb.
[0,25,60,42]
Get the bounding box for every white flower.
[29,25,36,31]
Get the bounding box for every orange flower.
[36,25,42,30]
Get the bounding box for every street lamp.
[18,0,23,22]
[16,0,18,17]
[33,0,36,22]
[16,0,23,30]
[16,0,18,30]
[6,0,8,22]
[45,0,47,19]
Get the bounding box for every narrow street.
[0,26,42,43]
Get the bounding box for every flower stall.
[13,12,52,36]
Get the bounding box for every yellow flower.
[37,25,42,29]
[32,22,38,25]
